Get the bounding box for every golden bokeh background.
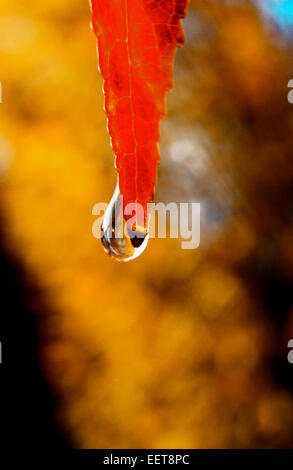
[1,0,293,448]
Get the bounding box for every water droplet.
[101,183,149,262]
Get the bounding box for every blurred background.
[1,0,293,449]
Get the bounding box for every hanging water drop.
[101,183,149,262]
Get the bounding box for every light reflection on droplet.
[101,183,149,262]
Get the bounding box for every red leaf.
[91,0,188,224]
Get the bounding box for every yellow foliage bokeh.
[1,0,293,448]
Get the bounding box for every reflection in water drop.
[101,183,149,262]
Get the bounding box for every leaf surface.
[91,0,188,221]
